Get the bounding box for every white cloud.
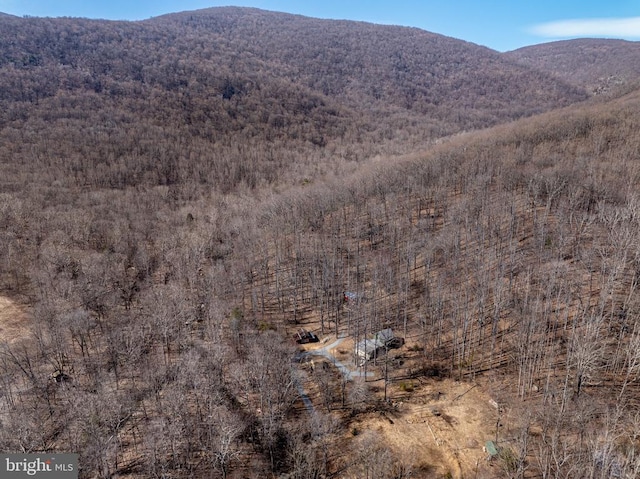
[530,17,640,39]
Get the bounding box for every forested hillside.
[0,8,588,193]
[507,38,640,94]
[1,7,639,479]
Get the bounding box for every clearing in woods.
[297,330,508,478]
[0,296,31,344]
[361,379,505,478]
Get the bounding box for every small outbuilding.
[344,291,366,303]
[51,370,71,383]
[484,440,499,460]
[294,329,319,344]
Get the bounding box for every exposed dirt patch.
[0,296,31,344]
[352,378,499,478]
[290,317,506,477]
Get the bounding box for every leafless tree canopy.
[1,6,640,479]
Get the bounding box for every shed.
[294,329,319,344]
[344,291,366,303]
[484,440,499,460]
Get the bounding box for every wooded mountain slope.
[0,8,588,194]
[2,7,640,479]
[507,38,640,94]
[149,7,586,123]
[2,78,640,477]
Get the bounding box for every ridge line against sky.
[0,1,639,51]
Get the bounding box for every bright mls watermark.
[1,454,78,478]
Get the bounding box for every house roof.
[355,328,395,357]
[355,338,383,355]
[375,328,394,343]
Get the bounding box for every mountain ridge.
[0,7,589,186]
[506,38,640,94]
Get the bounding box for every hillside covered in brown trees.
[507,38,640,94]
[0,8,588,192]
[1,7,640,479]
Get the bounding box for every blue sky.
[1,0,639,51]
